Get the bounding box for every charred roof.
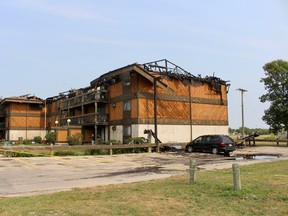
[90,59,230,94]
[47,59,230,101]
[0,94,44,105]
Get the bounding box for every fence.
[0,142,186,156]
[256,139,287,146]
[0,139,287,157]
[237,138,288,146]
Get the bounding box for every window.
[123,101,131,111]
[222,136,234,143]
[204,136,211,142]
[210,136,221,142]
[194,137,203,144]
[29,104,41,110]
[123,125,131,137]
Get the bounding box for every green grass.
[0,148,147,157]
[0,160,287,216]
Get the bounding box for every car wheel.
[212,147,219,154]
[187,146,193,153]
[224,152,230,157]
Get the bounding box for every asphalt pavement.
[1,147,287,197]
[0,153,189,197]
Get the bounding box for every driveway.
[0,146,287,197]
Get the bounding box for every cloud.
[0,0,115,23]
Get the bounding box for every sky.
[1,0,288,129]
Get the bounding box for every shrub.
[133,137,148,144]
[112,147,147,154]
[104,140,121,145]
[84,149,109,155]
[3,150,43,157]
[33,136,42,144]
[67,133,82,145]
[45,132,56,144]
[22,139,31,145]
[54,150,76,156]
[124,137,147,144]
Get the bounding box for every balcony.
[61,91,109,109]
[60,113,109,126]
[83,92,96,103]
[70,96,82,106]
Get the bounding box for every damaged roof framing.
[90,63,174,94]
[0,94,44,105]
[143,59,230,94]
[53,59,229,99]
[90,59,230,95]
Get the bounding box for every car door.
[201,136,211,152]
[209,135,221,150]
[193,136,204,150]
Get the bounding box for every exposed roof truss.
[143,59,196,80]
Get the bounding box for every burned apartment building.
[1,59,230,144]
[48,59,230,144]
[0,95,46,141]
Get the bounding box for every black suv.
[186,135,236,155]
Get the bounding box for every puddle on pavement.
[229,154,280,161]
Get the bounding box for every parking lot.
[1,146,287,197]
[0,153,188,197]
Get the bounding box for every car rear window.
[222,136,234,143]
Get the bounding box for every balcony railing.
[83,93,96,103]
[69,96,82,106]
[61,91,109,109]
[60,113,108,126]
[61,100,69,108]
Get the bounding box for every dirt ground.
[0,146,287,197]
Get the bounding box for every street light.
[67,119,71,126]
[237,88,248,138]
[55,120,58,127]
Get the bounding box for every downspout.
[108,90,111,143]
[189,80,192,141]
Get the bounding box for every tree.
[260,60,288,137]
[238,127,253,135]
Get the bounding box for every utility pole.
[237,88,247,138]
[154,76,161,152]
[154,77,158,146]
